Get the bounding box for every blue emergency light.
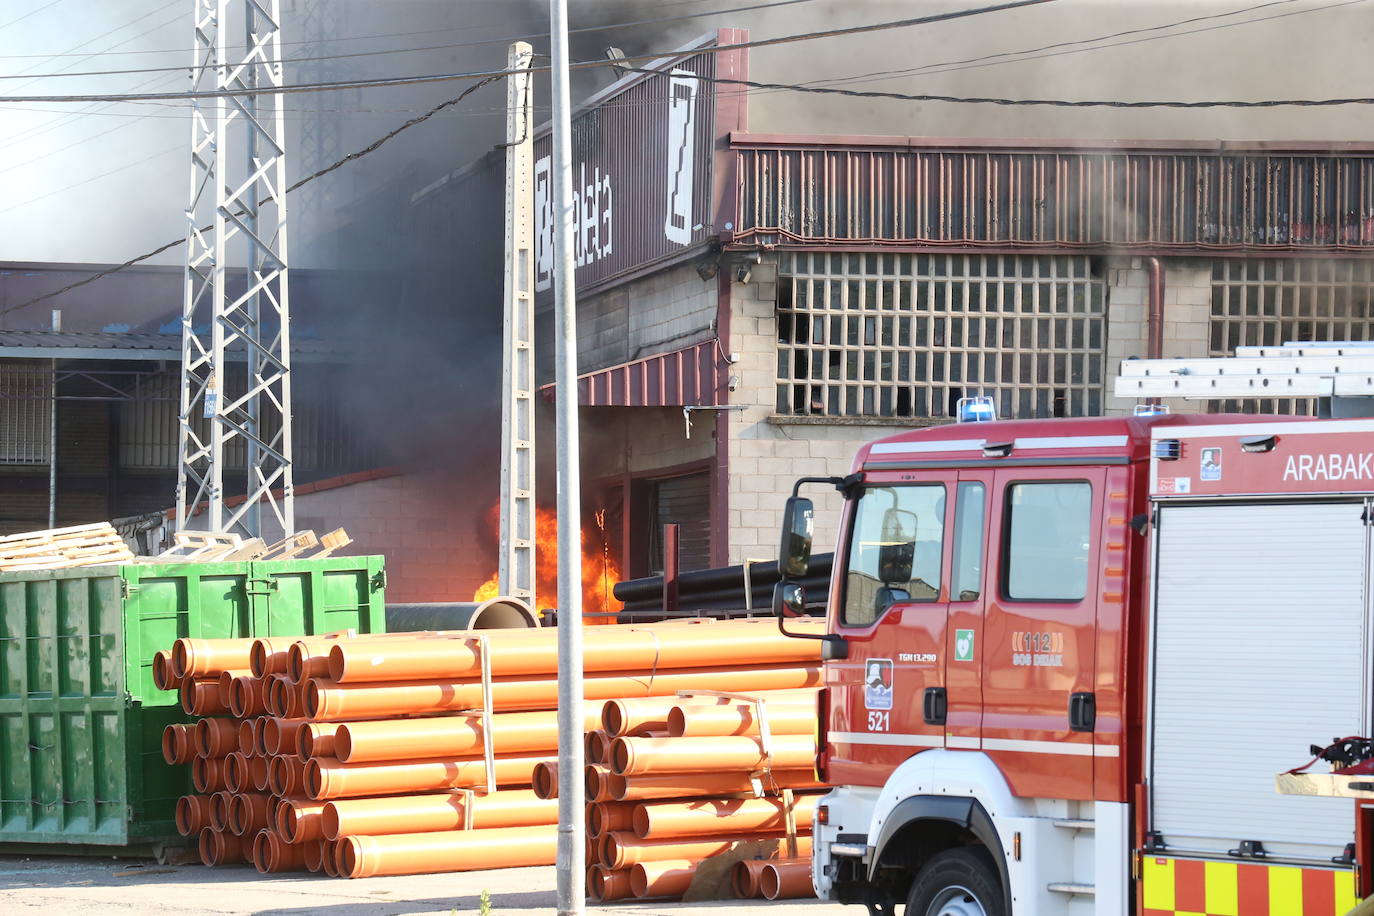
[956,396,996,423]
[1133,403,1171,416]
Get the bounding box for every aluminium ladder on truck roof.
[1113,341,1374,416]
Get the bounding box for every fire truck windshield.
[842,484,944,627]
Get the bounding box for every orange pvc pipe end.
[340,826,558,878]
[632,794,818,840]
[631,859,696,899]
[176,795,212,837]
[250,637,293,678]
[610,734,816,777]
[297,722,340,760]
[281,799,327,842]
[152,651,177,691]
[760,858,814,900]
[250,755,271,793]
[196,717,239,759]
[733,859,768,898]
[531,761,557,799]
[236,719,257,757]
[173,637,254,680]
[223,753,249,794]
[588,865,634,902]
[262,717,308,757]
[303,839,326,873]
[209,791,234,832]
[229,793,271,837]
[192,756,229,794]
[228,676,266,718]
[585,729,611,765]
[269,755,307,798]
[255,829,308,874]
[181,680,229,717]
[162,724,195,766]
[585,765,614,803]
[587,801,635,839]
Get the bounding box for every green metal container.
[0,555,385,847]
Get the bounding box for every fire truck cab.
[776,410,1373,915]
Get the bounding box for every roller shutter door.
[1150,501,1367,861]
[649,472,711,573]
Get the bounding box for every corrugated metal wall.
[735,144,1374,252]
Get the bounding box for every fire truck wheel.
[904,847,1004,916]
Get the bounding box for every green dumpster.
[0,555,386,848]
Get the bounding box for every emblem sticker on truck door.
[864,659,893,710]
[954,629,975,662]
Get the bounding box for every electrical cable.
[0,75,504,318]
[0,0,66,33]
[0,0,1060,103]
[809,0,1366,90]
[0,0,823,76]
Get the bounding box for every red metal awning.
[541,339,725,407]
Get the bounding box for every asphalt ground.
[0,857,854,915]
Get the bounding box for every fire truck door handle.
[1069,692,1096,732]
[923,687,947,726]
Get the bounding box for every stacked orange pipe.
[163,618,823,884]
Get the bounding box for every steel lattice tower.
[178,0,294,537]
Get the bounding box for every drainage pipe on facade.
[1146,256,1166,406]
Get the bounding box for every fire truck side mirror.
[772,580,808,619]
[779,496,815,578]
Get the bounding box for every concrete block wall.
[258,469,491,603]
[725,255,909,565]
[1102,258,1214,415]
[576,262,718,373]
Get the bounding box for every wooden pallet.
[148,527,354,563]
[0,522,135,572]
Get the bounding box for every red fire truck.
[774,410,1372,915]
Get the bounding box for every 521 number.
[866,710,889,732]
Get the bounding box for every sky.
[0,0,1370,267]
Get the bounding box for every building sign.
[534,48,717,296]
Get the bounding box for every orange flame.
[470,505,621,623]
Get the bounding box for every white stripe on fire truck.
[831,731,944,748]
[869,439,985,455]
[869,435,1128,457]
[983,738,1120,757]
[831,733,1121,757]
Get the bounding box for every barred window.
[776,253,1107,420]
[0,363,52,465]
[1209,259,1374,414]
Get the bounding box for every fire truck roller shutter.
[1149,501,1366,862]
[866,795,1010,915]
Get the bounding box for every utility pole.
[549,0,585,912]
[499,41,536,610]
[178,0,295,538]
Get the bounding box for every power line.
[0,0,822,77]
[0,0,65,33]
[0,75,503,319]
[647,64,1374,107]
[0,0,1060,103]
[811,0,1365,90]
[0,144,182,215]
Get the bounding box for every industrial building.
[5,4,1374,597]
